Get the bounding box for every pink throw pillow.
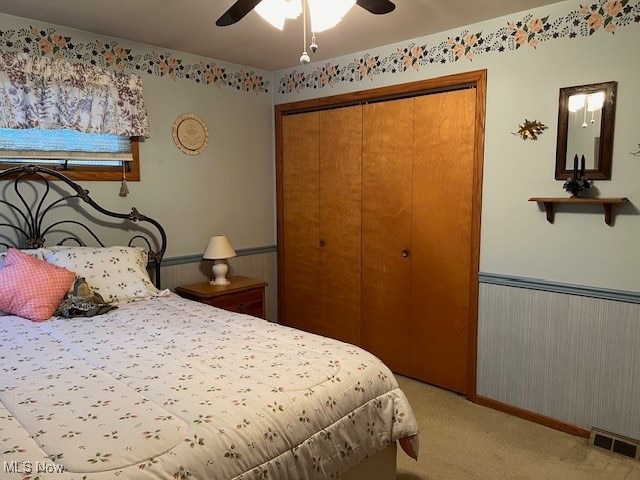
[0,248,76,322]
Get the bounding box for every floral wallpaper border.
[277,0,640,95]
[0,26,270,94]
[0,1,637,96]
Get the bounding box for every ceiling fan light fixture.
[218,0,393,65]
[255,0,302,30]
[307,0,356,32]
[587,91,605,112]
[568,94,587,113]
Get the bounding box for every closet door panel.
[361,98,413,373]
[411,88,476,393]
[282,112,321,334]
[318,106,362,345]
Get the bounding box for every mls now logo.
[4,461,66,474]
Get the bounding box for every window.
[0,128,140,181]
[0,52,149,182]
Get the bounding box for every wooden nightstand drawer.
[175,276,268,319]
[212,289,264,317]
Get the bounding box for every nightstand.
[175,276,268,319]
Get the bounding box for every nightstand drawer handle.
[237,302,246,311]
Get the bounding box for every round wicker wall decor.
[172,113,209,155]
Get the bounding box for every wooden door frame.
[275,69,486,400]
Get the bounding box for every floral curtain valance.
[0,51,150,137]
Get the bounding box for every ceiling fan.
[216,0,396,27]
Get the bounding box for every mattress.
[0,294,419,479]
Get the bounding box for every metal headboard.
[0,165,167,288]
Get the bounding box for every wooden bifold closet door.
[281,111,320,334]
[360,89,476,393]
[281,106,362,345]
[409,89,476,394]
[361,98,414,375]
[279,83,480,395]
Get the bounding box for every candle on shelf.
[573,154,578,180]
[580,155,585,178]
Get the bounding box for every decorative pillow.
[44,246,166,303]
[0,248,76,322]
[0,248,48,270]
[0,249,52,317]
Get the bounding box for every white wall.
[140,76,275,255]
[0,13,276,258]
[274,0,640,293]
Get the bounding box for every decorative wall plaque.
[172,113,209,155]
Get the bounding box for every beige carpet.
[394,375,640,480]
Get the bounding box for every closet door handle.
[401,249,409,258]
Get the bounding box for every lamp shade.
[568,93,586,113]
[308,0,356,32]
[203,235,237,260]
[256,0,355,32]
[587,91,605,112]
[256,0,302,30]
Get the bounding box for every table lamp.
[203,235,237,285]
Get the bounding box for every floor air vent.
[590,428,640,460]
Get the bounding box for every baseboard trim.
[474,395,591,438]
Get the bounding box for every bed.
[0,165,419,479]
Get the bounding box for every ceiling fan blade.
[356,0,396,15]
[216,0,264,26]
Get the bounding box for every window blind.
[0,128,132,166]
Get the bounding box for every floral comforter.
[0,294,419,479]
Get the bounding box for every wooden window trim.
[0,137,140,182]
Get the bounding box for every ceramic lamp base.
[210,260,230,285]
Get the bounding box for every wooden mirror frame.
[555,81,617,180]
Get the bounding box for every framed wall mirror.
[555,81,617,180]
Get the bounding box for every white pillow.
[44,246,167,303]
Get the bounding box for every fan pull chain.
[300,1,310,64]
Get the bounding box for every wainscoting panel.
[478,283,640,440]
[161,251,278,322]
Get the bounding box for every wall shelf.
[528,197,628,226]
